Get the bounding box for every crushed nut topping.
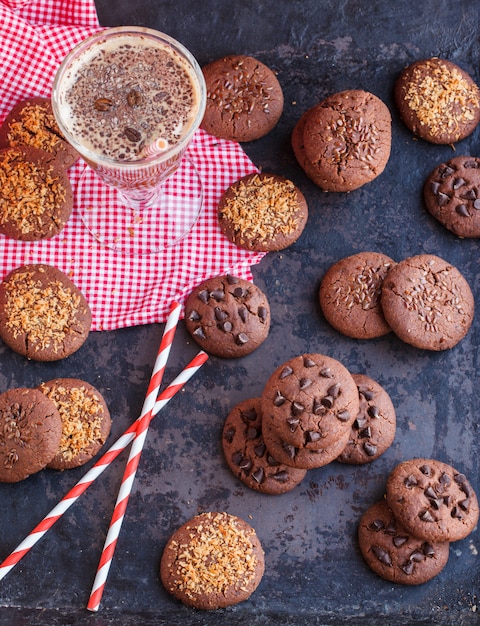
[7,104,63,151]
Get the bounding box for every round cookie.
[337,374,396,464]
[302,90,392,192]
[0,97,79,167]
[160,511,265,610]
[394,58,480,144]
[319,251,395,339]
[184,274,270,358]
[358,500,450,585]
[0,264,92,361]
[222,397,306,493]
[218,172,308,252]
[260,353,360,452]
[385,458,479,543]
[0,387,62,483]
[424,156,480,238]
[201,54,284,142]
[0,146,73,241]
[380,254,474,351]
[38,378,111,470]
[291,107,326,187]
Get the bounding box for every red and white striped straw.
[86,301,181,611]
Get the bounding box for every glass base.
[75,157,203,254]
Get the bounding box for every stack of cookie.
[221,353,397,494]
[0,97,78,241]
[359,458,479,585]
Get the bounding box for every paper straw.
[86,302,181,611]
[140,137,169,158]
[0,350,208,583]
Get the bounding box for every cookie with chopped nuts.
[358,500,450,585]
[380,254,474,351]
[319,251,395,339]
[0,264,92,361]
[38,378,111,470]
[394,58,480,145]
[184,274,270,358]
[160,511,265,610]
[200,54,284,142]
[424,156,480,238]
[0,97,79,168]
[337,374,396,465]
[0,387,62,483]
[260,353,360,456]
[218,172,308,251]
[222,397,306,493]
[385,458,479,543]
[0,146,73,241]
[300,90,392,192]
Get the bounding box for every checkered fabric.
[0,0,264,330]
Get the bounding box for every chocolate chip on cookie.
[184,274,270,358]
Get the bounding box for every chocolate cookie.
[424,156,480,238]
[319,252,395,339]
[337,374,396,464]
[160,511,265,610]
[0,97,79,167]
[184,274,270,358]
[218,172,308,252]
[300,90,392,192]
[380,254,474,351]
[0,387,62,483]
[38,378,111,470]
[386,458,479,543]
[201,54,284,142]
[291,107,326,187]
[0,264,92,361]
[260,353,359,452]
[0,146,73,241]
[394,58,480,144]
[358,500,450,585]
[222,397,306,493]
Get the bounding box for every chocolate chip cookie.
[300,90,392,192]
[201,54,284,142]
[386,458,479,543]
[38,378,111,470]
[260,353,359,453]
[218,172,308,252]
[0,264,92,361]
[184,274,270,358]
[160,511,265,610]
[394,58,480,144]
[0,387,62,482]
[319,252,395,339]
[222,397,306,493]
[358,500,450,585]
[337,374,396,464]
[380,254,474,351]
[424,156,480,238]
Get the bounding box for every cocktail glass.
[51,27,207,254]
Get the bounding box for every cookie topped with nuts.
[380,254,474,351]
[218,172,308,251]
[160,511,265,610]
[38,378,111,470]
[0,387,62,483]
[184,274,270,358]
[394,58,480,144]
[0,97,79,168]
[0,264,92,361]
[201,54,284,142]
[0,146,73,241]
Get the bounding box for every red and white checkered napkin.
[0,0,264,330]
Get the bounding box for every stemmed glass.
[51,27,207,254]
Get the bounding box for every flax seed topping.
[160,511,265,610]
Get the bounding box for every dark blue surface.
[0,1,479,623]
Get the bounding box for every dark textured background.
[1,1,479,624]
